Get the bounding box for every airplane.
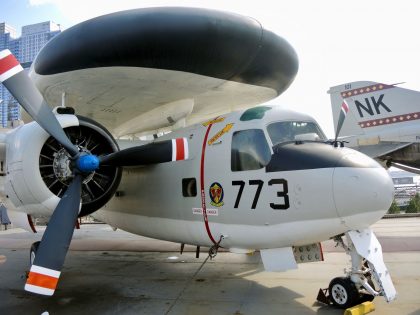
[0,7,396,309]
[329,81,420,173]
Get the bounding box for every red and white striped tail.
[172,138,189,161]
[0,50,23,82]
[25,264,61,296]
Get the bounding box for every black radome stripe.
[266,143,379,172]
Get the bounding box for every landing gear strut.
[317,229,396,309]
[30,241,40,266]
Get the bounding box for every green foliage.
[388,200,400,214]
[406,193,420,213]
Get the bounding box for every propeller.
[0,50,188,295]
[333,99,349,147]
[0,50,79,156]
[25,174,82,295]
[100,137,188,166]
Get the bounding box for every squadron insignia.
[209,182,224,207]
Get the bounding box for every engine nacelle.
[3,114,121,217]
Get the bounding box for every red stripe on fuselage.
[200,122,218,245]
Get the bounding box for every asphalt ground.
[0,218,419,315]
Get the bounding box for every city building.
[0,22,19,127]
[20,21,61,63]
[390,169,420,207]
[0,21,61,127]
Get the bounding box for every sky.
[2,0,420,137]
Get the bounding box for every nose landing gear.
[327,276,374,308]
[317,229,396,309]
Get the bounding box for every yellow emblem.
[208,123,234,145]
[202,117,225,127]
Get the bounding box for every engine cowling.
[4,114,122,217]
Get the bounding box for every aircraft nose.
[332,151,394,229]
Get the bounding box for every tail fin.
[328,81,420,139]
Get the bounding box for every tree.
[388,200,400,214]
[406,193,420,213]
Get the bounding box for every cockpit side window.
[231,129,271,171]
[267,121,326,146]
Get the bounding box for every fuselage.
[93,106,394,251]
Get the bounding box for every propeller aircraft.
[0,7,396,309]
[330,81,420,174]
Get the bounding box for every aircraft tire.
[328,277,359,309]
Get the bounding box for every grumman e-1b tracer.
[0,7,396,309]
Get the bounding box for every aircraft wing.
[29,7,298,136]
[355,141,412,159]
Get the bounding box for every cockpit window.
[231,129,271,171]
[267,121,326,146]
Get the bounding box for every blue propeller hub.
[76,154,100,173]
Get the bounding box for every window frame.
[231,128,272,172]
[266,120,327,147]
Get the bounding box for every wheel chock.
[344,302,375,315]
[316,288,330,305]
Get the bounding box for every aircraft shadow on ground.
[0,249,345,315]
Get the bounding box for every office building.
[0,21,61,127]
[0,22,19,127]
[20,21,61,63]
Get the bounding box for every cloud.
[27,0,241,25]
[29,0,140,23]
[26,0,282,28]
[25,0,420,137]
[29,0,55,5]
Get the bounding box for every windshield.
[267,121,326,146]
[231,129,271,171]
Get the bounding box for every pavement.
[0,218,420,315]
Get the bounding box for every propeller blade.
[0,50,79,157]
[25,175,82,296]
[334,100,349,143]
[100,138,188,166]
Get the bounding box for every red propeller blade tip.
[172,138,189,161]
[0,50,23,83]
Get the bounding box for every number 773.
[232,179,290,210]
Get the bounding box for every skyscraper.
[0,23,19,127]
[20,21,61,63]
[0,21,61,127]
